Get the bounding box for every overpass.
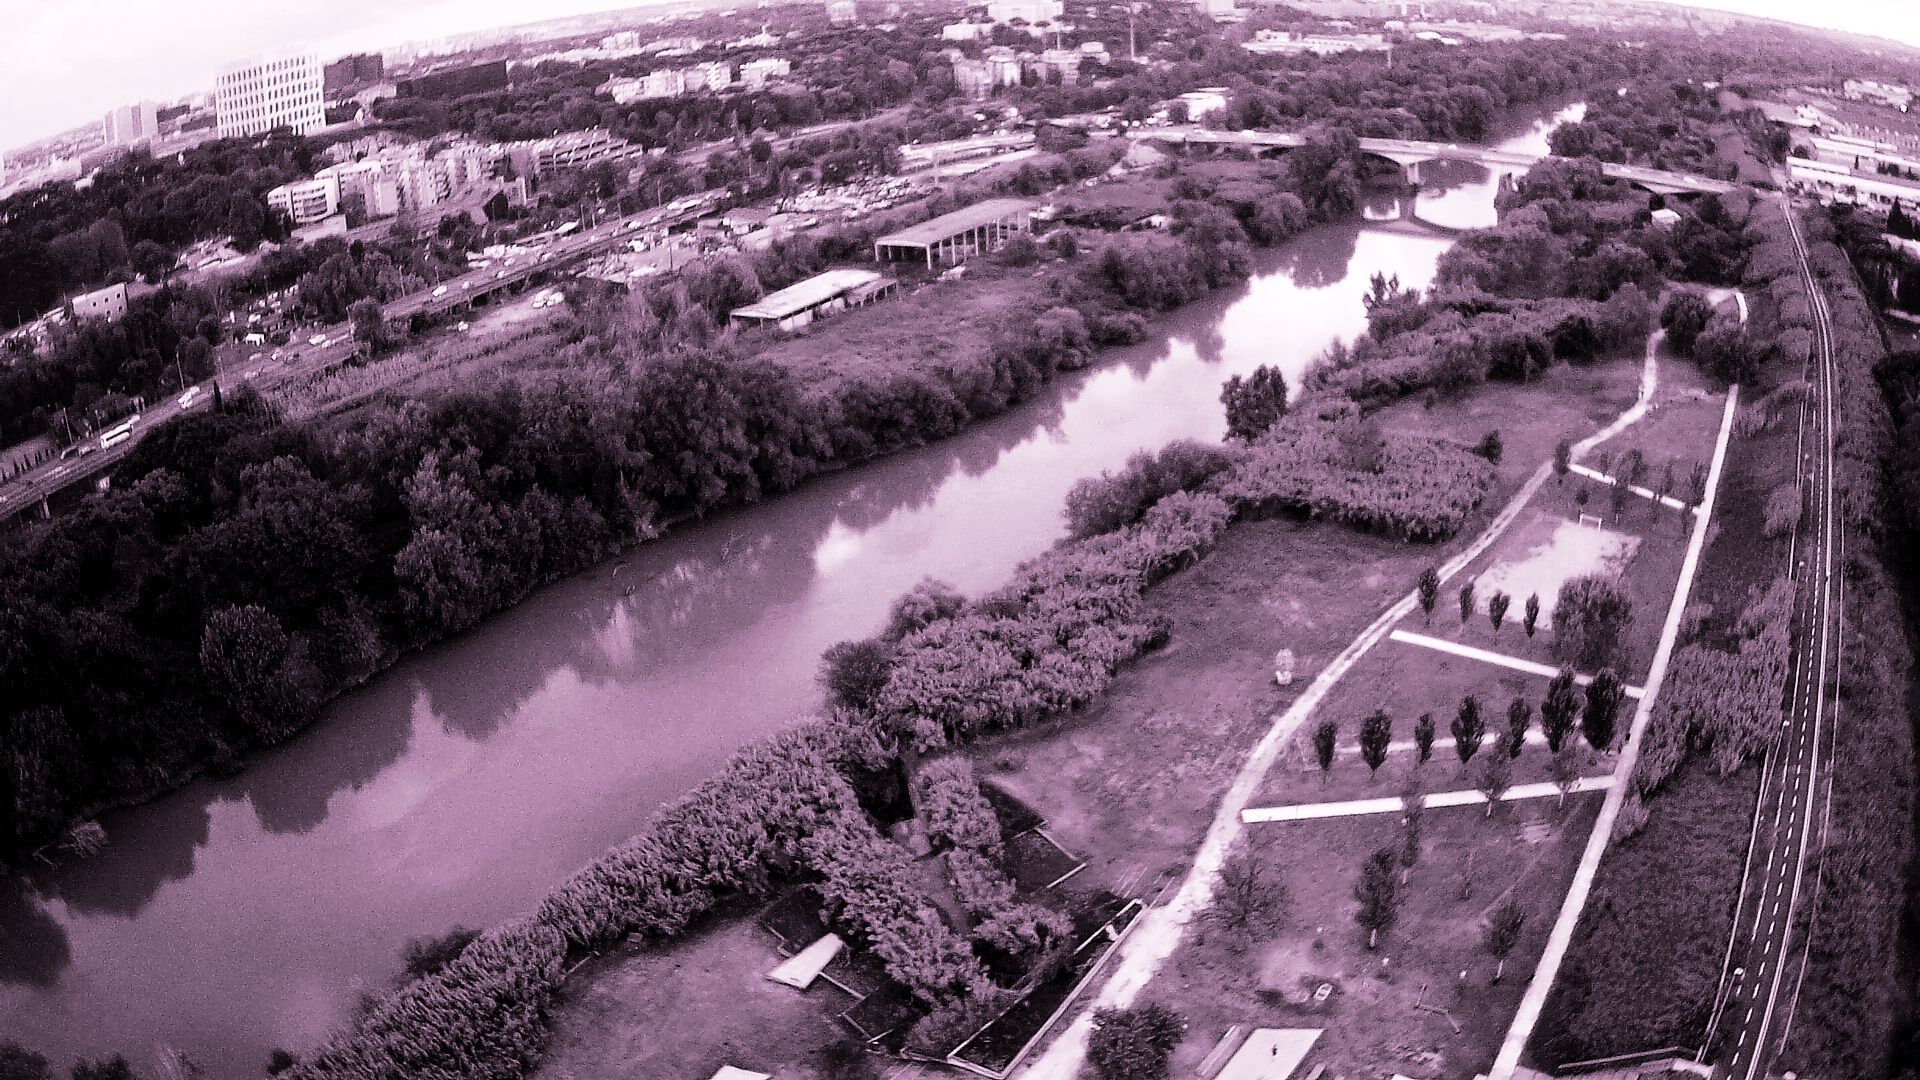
[1127,126,1739,196]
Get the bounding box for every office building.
[103,101,158,146]
[397,60,509,99]
[216,53,325,137]
[266,176,341,225]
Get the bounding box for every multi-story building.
[987,0,1062,26]
[1034,49,1084,85]
[1844,79,1914,112]
[102,101,158,146]
[1244,29,1390,56]
[1176,88,1228,121]
[215,53,325,138]
[953,48,1027,99]
[827,0,858,24]
[265,176,341,225]
[505,128,646,180]
[688,60,734,92]
[396,59,509,99]
[314,158,400,218]
[602,31,643,51]
[738,57,792,89]
[71,283,130,323]
[323,53,385,96]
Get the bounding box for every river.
[0,101,1583,1075]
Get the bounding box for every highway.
[1698,199,1842,1080]
[0,195,716,521]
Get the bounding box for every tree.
[1550,740,1583,807]
[1088,1003,1186,1080]
[1583,668,1625,751]
[1609,474,1630,516]
[1556,575,1633,669]
[0,1043,49,1080]
[1476,430,1504,464]
[1620,447,1646,490]
[199,605,322,741]
[1689,461,1710,507]
[1660,290,1713,353]
[820,638,896,711]
[1554,438,1573,482]
[349,297,388,352]
[400,925,481,983]
[1414,712,1436,765]
[1399,775,1425,881]
[1483,899,1527,983]
[1488,591,1511,637]
[1220,365,1288,442]
[1506,697,1532,758]
[1523,593,1541,639]
[130,239,176,284]
[1211,838,1289,948]
[1460,580,1476,625]
[1353,845,1400,948]
[1541,670,1579,752]
[1418,566,1440,625]
[1453,695,1485,765]
[1359,709,1392,779]
[1478,737,1513,813]
[1658,461,1678,518]
[1313,719,1338,781]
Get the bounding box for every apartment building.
[216,53,325,137]
[739,57,792,89]
[102,101,158,146]
[265,175,341,225]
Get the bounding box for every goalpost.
[1578,513,1604,530]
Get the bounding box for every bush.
[1221,366,1290,442]
[918,757,1004,859]
[1088,1003,1186,1080]
[1659,290,1713,353]
[1217,409,1496,541]
[1063,439,1234,539]
[821,638,897,711]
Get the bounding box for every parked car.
[432,285,449,297]
[308,334,327,346]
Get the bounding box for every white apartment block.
[216,53,325,138]
[103,101,158,145]
[688,60,735,92]
[739,57,792,89]
[265,175,340,225]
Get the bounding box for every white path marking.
[1386,629,1647,697]
[1241,777,1616,823]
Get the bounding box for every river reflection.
[0,103,1579,1074]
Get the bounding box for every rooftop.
[875,198,1037,247]
[730,268,889,320]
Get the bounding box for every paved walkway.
[1241,777,1617,823]
[1386,629,1647,697]
[1488,385,1742,1079]
[1018,331,1679,1080]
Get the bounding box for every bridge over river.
[1128,125,1738,197]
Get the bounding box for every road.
[1699,199,1842,1080]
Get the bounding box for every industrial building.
[215,52,326,137]
[70,283,130,323]
[873,199,1035,267]
[729,268,898,331]
[324,53,386,95]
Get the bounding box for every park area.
[530,331,1729,1080]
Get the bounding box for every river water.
[0,102,1583,1074]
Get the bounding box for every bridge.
[1127,126,1738,197]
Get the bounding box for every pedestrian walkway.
[1241,776,1617,823]
[1386,629,1646,697]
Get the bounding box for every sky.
[0,0,1918,154]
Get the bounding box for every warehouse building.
[872,198,1035,268]
[729,268,898,331]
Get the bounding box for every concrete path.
[1386,629,1647,698]
[1488,384,1741,1079]
[1017,331,1677,1080]
[1241,777,1616,823]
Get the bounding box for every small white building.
[1176,88,1229,121]
[729,268,898,331]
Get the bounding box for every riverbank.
[0,105,1581,1073]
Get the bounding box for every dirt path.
[1019,330,1678,1079]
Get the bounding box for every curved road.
[1699,199,1842,1080]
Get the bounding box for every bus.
[98,414,139,450]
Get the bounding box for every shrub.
[1063,439,1235,540]
[1659,290,1713,352]
[917,757,1004,860]
[1088,1003,1186,1080]
[1221,366,1290,442]
[1218,410,1496,541]
[1761,483,1801,539]
[821,638,898,711]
